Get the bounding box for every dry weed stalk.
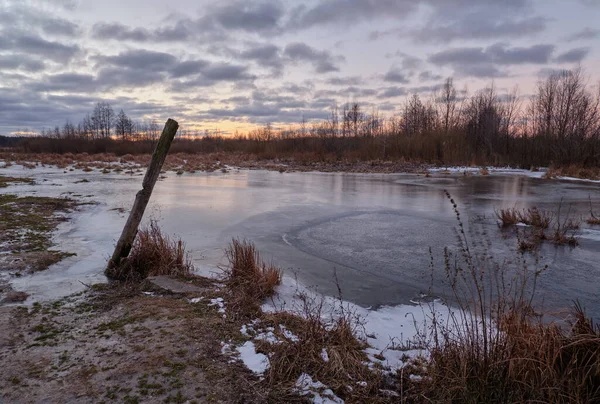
[414,192,599,403]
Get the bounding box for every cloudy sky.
[0,0,599,135]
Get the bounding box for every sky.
[0,0,599,135]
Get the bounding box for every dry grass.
[110,221,193,281]
[544,165,600,181]
[587,196,600,225]
[414,193,600,403]
[518,207,554,229]
[259,294,386,403]
[222,239,282,316]
[495,206,553,229]
[496,204,578,249]
[495,207,520,227]
[1,291,29,303]
[552,202,580,247]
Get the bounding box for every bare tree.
[91,102,114,138]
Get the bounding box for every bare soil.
[0,280,270,404]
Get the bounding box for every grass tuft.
[222,239,281,316]
[112,221,193,281]
[413,192,600,403]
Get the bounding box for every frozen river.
[2,165,600,320]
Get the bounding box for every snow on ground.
[295,373,345,404]
[262,276,459,371]
[236,341,270,375]
[427,165,600,183]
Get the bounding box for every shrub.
[413,193,599,403]
[112,221,193,281]
[518,207,553,229]
[222,239,281,315]
[495,207,520,227]
[587,197,600,225]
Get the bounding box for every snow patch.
[295,373,344,404]
[236,341,270,375]
[209,297,226,313]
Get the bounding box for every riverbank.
[0,279,270,403]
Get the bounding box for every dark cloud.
[429,43,554,77]
[378,86,407,98]
[0,5,80,37]
[287,0,416,30]
[454,65,507,78]
[169,63,256,92]
[210,1,284,33]
[0,31,80,63]
[326,76,363,86]
[566,28,600,42]
[94,49,178,71]
[201,63,253,81]
[0,87,184,134]
[170,60,211,78]
[39,17,79,37]
[239,43,284,74]
[384,68,410,84]
[554,48,590,63]
[414,16,546,43]
[284,42,344,73]
[0,54,45,72]
[28,73,98,93]
[91,21,195,42]
[419,71,443,82]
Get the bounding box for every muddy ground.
[0,280,271,404]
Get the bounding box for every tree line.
[12,68,600,168]
[39,102,163,142]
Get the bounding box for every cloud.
[378,86,407,98]
[170,60,210,78]
[326,76,363,86]
[554,47,590,63]
[0,54,45,72]
[419,71,443,82]
[0,31,80,63]
[91,21,195,42]
[94,49,178,71]
[566,28,600,42]
[284,42,344,73]
[414,15,546,43]
[429,43,554,77]
[0,4,80,37]
[28,73,98,93]
[210,1,284,33]
[239,43,284,74]
[384,68,410,84]
[287,0,416,30]
[454,65,507,78]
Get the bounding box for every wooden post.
[105,118,179,279]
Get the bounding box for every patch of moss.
[0,194,77,273]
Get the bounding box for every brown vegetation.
[222,239,281,317]
[587,197,600,225]
[495,204,579,249]
[414,194,600,403]
[3,68,600,176]
[110,221,193,281]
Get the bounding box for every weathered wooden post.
[105,118,179,280]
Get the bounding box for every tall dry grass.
[111,221,193,281]
[413,192,600,403]
[222,239,282,316]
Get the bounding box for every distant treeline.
[7,68,600,169]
